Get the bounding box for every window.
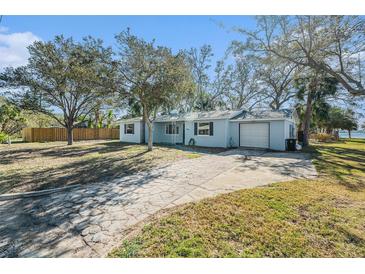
[198,122,210,136]
[289,124,295,138]
[124,123,134,134]
[165,124,179,135]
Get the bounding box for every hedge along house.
[119,109,297,151]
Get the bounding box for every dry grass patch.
[0,140,201,194]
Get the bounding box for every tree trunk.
[334,130,339,141]
[302,92,313,147]
[95,110,100,128]
[146,120,153,151]
[143,105,153,151]
[348,130,351,139]
[67,126,73,145]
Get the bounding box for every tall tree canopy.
[186,45,265,111]
[186,45,213,111]
[239,16,365,96]
[257,55,298,110]
[0,35,115,145]
[321,107,358,138]
[221,55,263,110]
[115,30,194,151]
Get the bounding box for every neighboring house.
[120,109,296,151]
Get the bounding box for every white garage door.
[240,123,269,148]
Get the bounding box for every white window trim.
[165,124,179,135]
[197,122,211,136]
[125,123,135,135]
[289,124,295,138]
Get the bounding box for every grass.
[109,139,365,258]
[0,140,202,194]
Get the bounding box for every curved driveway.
[0,149,316,257]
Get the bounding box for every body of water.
[339,130,365,139]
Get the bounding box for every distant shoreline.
[339,131,365,139]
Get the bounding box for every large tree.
[321,107,358,138]
[186,45,213,111]
[202,59,231,110]
[258,56,298,110]
[115,30,194,151]
[294,70,339,146]
[221,56,263,110]
[0,35,115,145]
[239,16,365,96]
[341,109,358,139]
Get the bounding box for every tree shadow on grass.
[0,147,154,194]
[309,145,365,191]
[0,141,134,165]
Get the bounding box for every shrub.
[0,133,8,143]
[311,133,334,142]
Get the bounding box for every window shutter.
[194,123,197,135]
[124,124,126,134]
[209,122,214,136]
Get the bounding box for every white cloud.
[0,26,9,32]
[0,27,40,69]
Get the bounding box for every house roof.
[231,109,293,121]
[119,109,294,124]
[118,117,143,123]
[154,110,244,122]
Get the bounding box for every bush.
[0,133,8,143]
[311,133,335,142]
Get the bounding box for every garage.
[239,123,269,148]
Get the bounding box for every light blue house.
[120,109,296,151]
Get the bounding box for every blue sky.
[1,15,364,125]
[0,16,256,69]
[0,15,256,117]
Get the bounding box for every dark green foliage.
[0,35,116,144]
[294,72,340,145]
[0,99,26,142]
[115,30,194,150]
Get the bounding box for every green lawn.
[0,140,202,194]
[110,139,365,258]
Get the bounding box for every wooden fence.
[22,128,120,142]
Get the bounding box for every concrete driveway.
[0,149,317,258]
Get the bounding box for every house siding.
[284,120,295,139]
[228,122,239,148]
[120,121,143,143]
[269,120,286,151]
[151,122,184,144]
[229,120,287,151]
[184,119,228,148]
[120,114,294,151]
